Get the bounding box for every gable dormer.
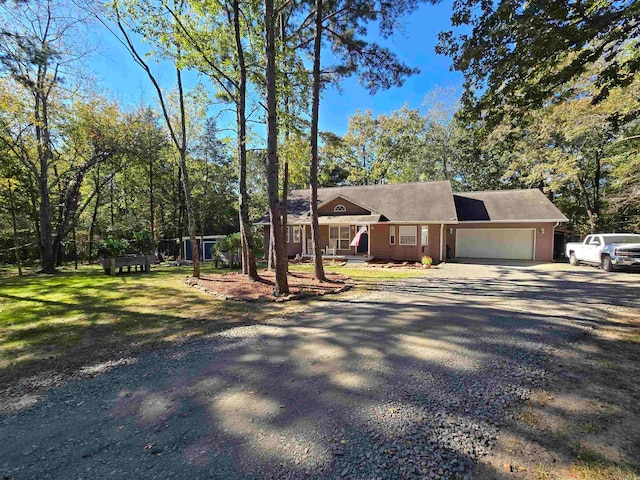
[317,195,373,216]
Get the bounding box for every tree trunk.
[149,151,155,238]
[233,0,258,279]
[177,165,185,258]
[8,179,23,276]
[88,170,100,263]
[72,225,78,269]
[110,177,115,227]
[309,0,327,281]
[281,160,289,273]
[264,0,288,294]
[34,82,56,273]
[175,67,200,278]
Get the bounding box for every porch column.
[302,225,307,255]
[440,223,444,262]
[368,224,371,258]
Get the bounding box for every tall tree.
[304,0,433,280]
[110,0,202,277]
[264,0,288,294]
[0,0,83,272]
[160,0,259,278]
[438,0,640,128]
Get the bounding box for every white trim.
[455,228,536,260]
[388,220,459,224]
[329,224,351,250]
[302,225,307,254]
[421,225,429,246]
[292,225,301,243]
[333,204,347,212]
[457,219,566,224]
[398,226,418,246]
[179,235,225,241]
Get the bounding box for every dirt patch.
[475,310,640,480]
[185,270,353,301]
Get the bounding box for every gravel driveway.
[2,263,638,479]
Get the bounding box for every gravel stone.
[2,263,637,479]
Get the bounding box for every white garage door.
[456,228,535,260]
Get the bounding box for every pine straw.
[186,270,353,302]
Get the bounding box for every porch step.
[344,255,372,264]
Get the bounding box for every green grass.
[0,261,423,372]
[570,442,640,480]
[288,263,428,283]
[0,263,252,370]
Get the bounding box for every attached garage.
[455,228,535,260]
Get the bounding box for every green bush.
[98,237,129,257]
[215,232,242,254]
[132,229,153,254]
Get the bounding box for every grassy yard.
[0,264,256,372]
[0,262,425,392]
[288,263,428,283]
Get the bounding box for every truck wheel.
[569,252,579,266]
[601,255,613,272]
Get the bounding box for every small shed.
[181,235,226,262]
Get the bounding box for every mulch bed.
[185,270,353,302]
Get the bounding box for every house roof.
[454,189,569,222]
[256,182,568,225]
[277,181,459,224]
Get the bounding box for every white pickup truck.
[566,233,640,272]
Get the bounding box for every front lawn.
[0,264,254,372]
[0,262,425,374]
[288,263,428,283]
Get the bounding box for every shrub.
[215,232,242,255]
[132,229,153,254]
[421,255,433,266]
[98,238,129,257]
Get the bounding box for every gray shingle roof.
[454,189,568,222]
[279,181,458,223]
[256,182,568,225]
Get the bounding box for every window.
[293,226,301,243]
[421,226,429,245]
[389,226,396,245]
[334,204,347,212]
[286,226,290,243]
[329,225,351,250]
[399,226,417,245]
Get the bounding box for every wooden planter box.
[100,255,154,275]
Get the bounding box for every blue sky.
[90,0,461,137]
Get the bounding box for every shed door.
[456,228,535,260]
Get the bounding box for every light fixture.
[449,228,453,234]
[540,228,545,234]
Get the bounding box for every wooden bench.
[100,255,154,275]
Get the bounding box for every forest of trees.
[0,0,638,293]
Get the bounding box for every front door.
[356,231,369,254]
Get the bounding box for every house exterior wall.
[318,197,370,215]
[264,221,556,262]
[445,222,556,261]
[370,224,443,262]
[262,225,303,258]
